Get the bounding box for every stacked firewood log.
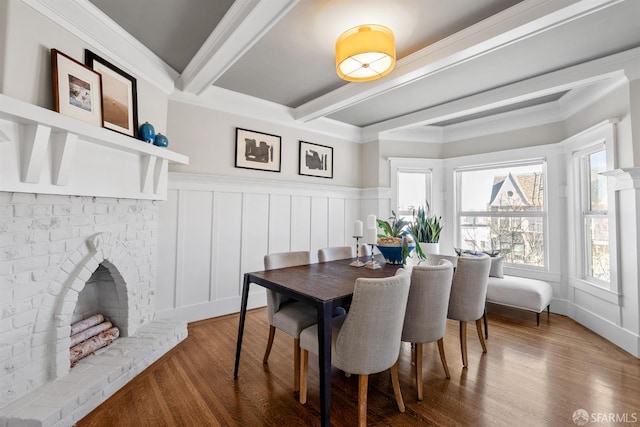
[69,314,120,366]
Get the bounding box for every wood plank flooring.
[78,307,640,426]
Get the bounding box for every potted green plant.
[408,202,443,257]
[375,211,416,264]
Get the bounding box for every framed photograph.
[235,128,281,172]
[51,49,103,127]
[299,141,333,179]
[85,50,139,137]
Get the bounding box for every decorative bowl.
[377,242,416,265]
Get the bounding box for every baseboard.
[523,298,639,358]
[567,302,639,358]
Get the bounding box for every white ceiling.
[84,0,640,141]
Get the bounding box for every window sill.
[503,265,560,283]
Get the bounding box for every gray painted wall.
[166,99,362,188]
[0,0,169,133]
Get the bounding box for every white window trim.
[454,159,549,271]
[564,119,620,296]
[389,157,442,217]
[577,144,609,286]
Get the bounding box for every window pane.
[588,150,608,211]
[398,172,426,215]
[459,164,544,212]
[586,216,610,282]
[460,215,544,267]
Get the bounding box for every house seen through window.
[456,162,546,267]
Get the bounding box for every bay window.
[565,120,619,295]
[579,147,610,283]
[455,161,546,268]
[390,158,436,222]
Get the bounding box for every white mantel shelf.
[0,94,189,200]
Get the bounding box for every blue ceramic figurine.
[139,122,155,143]
[153,133,169,148]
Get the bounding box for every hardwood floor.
[78,308,640,426]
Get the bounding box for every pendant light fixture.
[335,24,396,82]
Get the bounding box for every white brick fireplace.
[0,94,189,426]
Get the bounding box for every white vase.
[420,242,440,255]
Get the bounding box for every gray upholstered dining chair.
[318,246,354,262]
[298,270,411,427]
[426,253,490,339]
[424,253,459,267]
[358,244,372,258]
[263,251,318,394]
[401,259,454,400]
[446,254,491,368]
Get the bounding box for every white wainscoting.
[156,173,387,322]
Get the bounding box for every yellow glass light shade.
[336,24,396,82]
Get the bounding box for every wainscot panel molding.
[156,173,378,322]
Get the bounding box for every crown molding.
[443,102,563,142]
[177,0,299,95]
[20,0,178,94]
[382,71,626,144]
[293,0,623,123]
[362,47,640,141]
[559,72,628,119]
[377,126,443,144]
[170,86,362,143]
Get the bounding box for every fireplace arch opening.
[44,232,143,381]
[72,262,129,336]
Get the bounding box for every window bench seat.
[486,275,553,325]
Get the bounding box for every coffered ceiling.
[57,0,640,141]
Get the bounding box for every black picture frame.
[299,141,333,179]
[85,50,139,138]
[235,128,282,172]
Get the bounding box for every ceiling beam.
[177,0,299,95]
[361,47,639,142]
[293,0,623,123]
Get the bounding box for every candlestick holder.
[350,236,365,267]
[365,244,381,269]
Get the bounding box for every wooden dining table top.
[247,256,403,302]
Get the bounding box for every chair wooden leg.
[293,338,300,393]
[299,349,308,404]
[411,342,415,365]
[475,319,487,353]
[263,325,276,364]
[483,309,488,339]
[459,321,468,368]
[390,361,405,412]
[415,343,423,401]
[358,375,369,427]
[437,338,451,379]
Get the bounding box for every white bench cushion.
[486,275,552,313]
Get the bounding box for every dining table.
[233,255,401,427]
